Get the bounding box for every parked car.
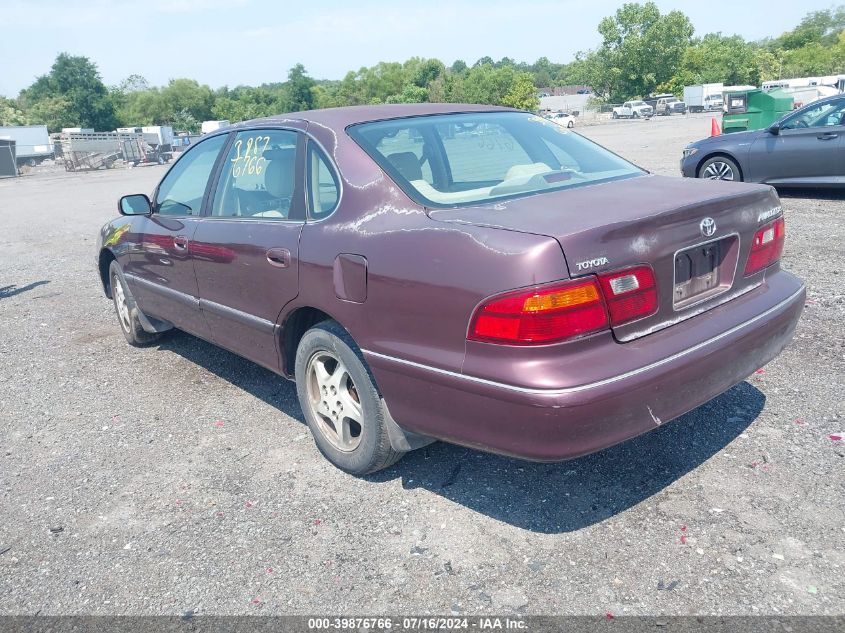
[681,93,845,184]
[612,101,653,119]
[547,111,575,128]
[97,103,805,474]
[647,94,687,116]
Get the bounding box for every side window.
[211,129,298,220]
[155,134,226,216]
[782,99,845,130]
[307,144,340,219]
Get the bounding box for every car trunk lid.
[429,174,782,341]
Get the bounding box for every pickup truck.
[612,101,653,119]
[649,95,687,116]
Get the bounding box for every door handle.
[173,235,189,250]
[817,132,839,140]
[266,247,291,268]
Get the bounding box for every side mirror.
[118,194,152,216]
[768,124,781,135]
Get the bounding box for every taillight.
[468,278,609,345]
[468,265,660,345]
[744,217,785,276]
[597,265,658,325]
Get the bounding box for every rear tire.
[109,261,162,347]
[295,320,404,475]
[698,156,742,182]
[612,111,618,119]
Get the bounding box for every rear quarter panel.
[290,122,569,374]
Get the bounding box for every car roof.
[235,103,520,131]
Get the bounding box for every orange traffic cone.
[710,118,721,136]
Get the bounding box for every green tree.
[159,79,214,122]
[171,108,199,133]
[26,96,76,131]
[502,73,540,110]
[772,8,845,50]
[412,59,445,88]
[385,84,429,103]
[19,53,117,131]
[0,97,28,126]
[660,33,770,94]
[450,60,468,75]
[287,64,316,111]
[580,2,694,101]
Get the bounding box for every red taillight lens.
[597,265,658,325]
[468,278,609,345]
[744,217,785,276]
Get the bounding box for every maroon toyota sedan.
[95,104,805,474]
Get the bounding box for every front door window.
[154,134,227,216]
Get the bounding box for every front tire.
[567,120,574,128]
[698,156,742,182]
[295,320,404,475]
[109,261,162,346]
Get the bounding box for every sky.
[0,0,836,96]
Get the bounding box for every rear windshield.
[348,111,643,208]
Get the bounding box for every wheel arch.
[98,248,117,298]
[696,151,745,181]
[279,306,334,378]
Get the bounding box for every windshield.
[348,112,643,208]
[631,101,646,106]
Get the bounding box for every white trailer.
[201,120,230,135]
[141,126,174,149]
[683,84,724,113]
[0,125,53,166]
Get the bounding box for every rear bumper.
[366,270,805,461]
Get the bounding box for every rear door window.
[211,130,299,220]
[307,144,340,219]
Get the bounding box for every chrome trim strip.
[124,273,198,308]
[199,298,276,333]
[362,285,804,396]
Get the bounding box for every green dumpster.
[722,88,794,133]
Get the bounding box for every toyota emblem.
[700,217,716,237]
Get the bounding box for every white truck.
[611,101,653,119]
[0,125,53,166]
[684,84,724,113]
[201,120,230,135]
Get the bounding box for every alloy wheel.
[702,161,735,181]
[305,351,363,452]
[113,274,131,332]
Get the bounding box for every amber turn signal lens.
[469,279,609,345]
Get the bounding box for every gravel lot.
[0,114,843,617]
